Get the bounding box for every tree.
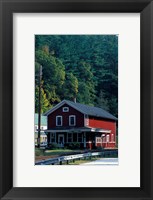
[108,97,118,118]
[96,90,109,111]
[35,46,66,105]
[77,82,94,106]
[62,73,78,100]
[35,35,118,116]
[76,61,96,104]
[35,85,51,113]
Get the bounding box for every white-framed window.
[106,135,110,142]
[35,126,37,131]
[56,116,62,126]
[69,115,76,126]
[96,137,102,143]
[63,107,69,112]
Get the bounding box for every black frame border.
[0,0,153,199]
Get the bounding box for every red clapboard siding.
[96,142,115,148]
[48,104,84,128]
[88,117,116,134]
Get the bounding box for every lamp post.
[38,65,42,148]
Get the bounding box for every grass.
[35,148,73,156]
[45,149,73,154]
[103,154,118,158]
[35,148,90,156]
[35,148,85,161]
[63,157,100,165]
[36,148,89,155]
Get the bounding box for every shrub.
[47,143,59,150]
[35,148,44,156]
[96,146,104,151]
[66,142,80,150]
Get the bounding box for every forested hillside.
[35,35,118,117]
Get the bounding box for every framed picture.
[0,0,153,199]
[34,34,118,166]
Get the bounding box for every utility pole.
[38,65,42,148]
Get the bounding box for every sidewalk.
[81,158,118,165]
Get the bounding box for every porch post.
[50,132,52,144]
[46,132,49,145]
[55,132,56,143]
[84,132,86,148]
[67,132,68,143]
[72,132,73,143]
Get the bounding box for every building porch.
[45,127,115,149]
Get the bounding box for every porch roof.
[44,127,111,133]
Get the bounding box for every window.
[73,133,77,142]
[50,133,56,143]
[67,133,73,142]
[56,116,62,126]
[69,115,76,126]
[96,137,102,143]
[78,133,82,142]
[63,107,69,112]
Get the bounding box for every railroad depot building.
[44,100,117,149]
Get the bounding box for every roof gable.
[65,100,117,121]
[44,100,117,121]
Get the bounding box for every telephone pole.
[38,65,42,148]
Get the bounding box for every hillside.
[35,35,118,117]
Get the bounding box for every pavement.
[81,158,118,165]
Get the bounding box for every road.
[81,158,118,165]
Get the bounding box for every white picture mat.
[13,13,140,187]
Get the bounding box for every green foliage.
[35,47,66,108]
[62,72,78,100]
[35,85,51,113]
[65,142,81,150]
[96,90,109,111]
[77,82,94,106]
[47,143,59,150]
[35,35,118,117]
[96,146,104,151]
[35,148,44,156]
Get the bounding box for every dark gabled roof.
[44,100,117,121]
[65,100,117,121]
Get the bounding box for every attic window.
[63,107,69,112]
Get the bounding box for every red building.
[44,100,117,149]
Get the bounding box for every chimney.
[74,97,76,103]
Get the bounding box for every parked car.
[35,142,48,148]
[40,142,48,148]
